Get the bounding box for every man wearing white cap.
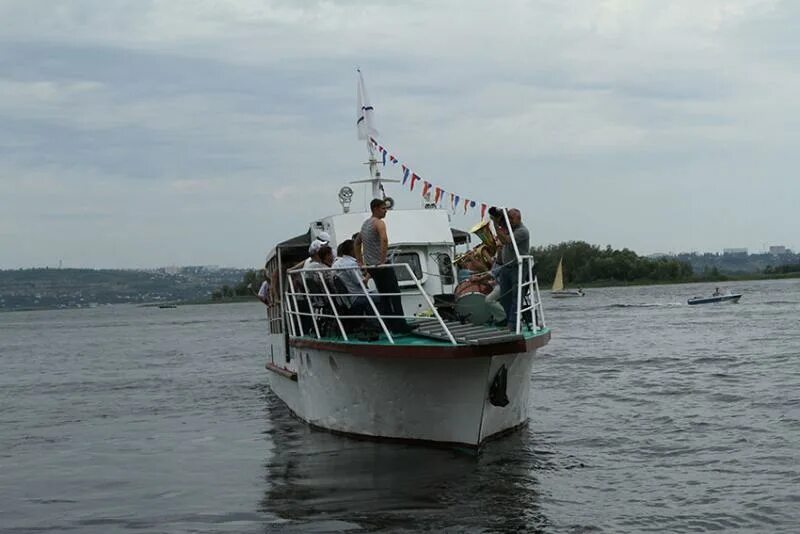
[303,232,330,269]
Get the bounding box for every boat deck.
[410,319,529,345]
[291,320,549,348]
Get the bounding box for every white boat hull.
[267,346,539,448]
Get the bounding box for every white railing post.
[317,271,348,341]
[286,275,304,337]
[515,261,523,334]
[531,257,546,330]
[300,272,321,339]
[526,257,537,333]
[283,291,297,337]
[500,207,525,334]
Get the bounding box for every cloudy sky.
[1,0,798,269]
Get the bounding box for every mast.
[351,69,398,201]
[350,140,387,199]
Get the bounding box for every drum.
[454,278,494,325]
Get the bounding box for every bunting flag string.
[422,181,431,197]
[367,136,493,220]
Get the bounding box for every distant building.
[769,245,787,255]
[723,248,748,256]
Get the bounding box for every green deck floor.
[292,326,550,347]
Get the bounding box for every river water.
[1,279,798,533]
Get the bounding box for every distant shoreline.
[4,274,798,313]
[567,271,800,289]
[1,296,260,313]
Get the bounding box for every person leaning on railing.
[354,198,414,334]
[494,208,529,331]
[332,239,371,316]
[257,268,271,306]
[288,241,326,333]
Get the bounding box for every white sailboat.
[551,257,584,298]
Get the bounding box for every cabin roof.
[266,209,470,264]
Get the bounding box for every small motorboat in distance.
[688,288,742,305]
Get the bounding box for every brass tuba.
[454,220,498,272]
[470,220,497,255]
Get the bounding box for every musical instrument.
[454,278,495,325]
[453,220,499,273]
[470,220,496,251]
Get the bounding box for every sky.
[1,0,798,269]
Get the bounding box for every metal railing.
[285,263,456,345]
[283,255,547,344]
[516,255,547,334]
[498,207,546,335]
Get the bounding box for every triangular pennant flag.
[410,173,419,191]
[454,195,460,210]
[422,181,431,197]
[390,155,398,164]
[463,198,470,214]
[481,203,487,219]
[434,187,442,204]
[402,166,410,185]
[382,150,386,166]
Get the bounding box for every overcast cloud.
[1,0,798,269]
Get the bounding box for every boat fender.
[489,365,509,407]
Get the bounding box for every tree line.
[531,241,694,286]
[211,269,266,300]
[215,241,799,299]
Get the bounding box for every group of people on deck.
[474,206,530,330]
[265,198,414,336]
[261,197,530,336]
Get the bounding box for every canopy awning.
[451,228,470,245]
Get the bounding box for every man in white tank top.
[355,198,412,334]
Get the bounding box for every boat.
[550,257,584,298]
[687,290,742,305]
[261,73,550,450]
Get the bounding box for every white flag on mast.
[356,69,378,140]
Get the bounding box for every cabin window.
[436,254,454,285]
[391,252,423,282]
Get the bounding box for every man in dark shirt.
[497,208,530,331]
